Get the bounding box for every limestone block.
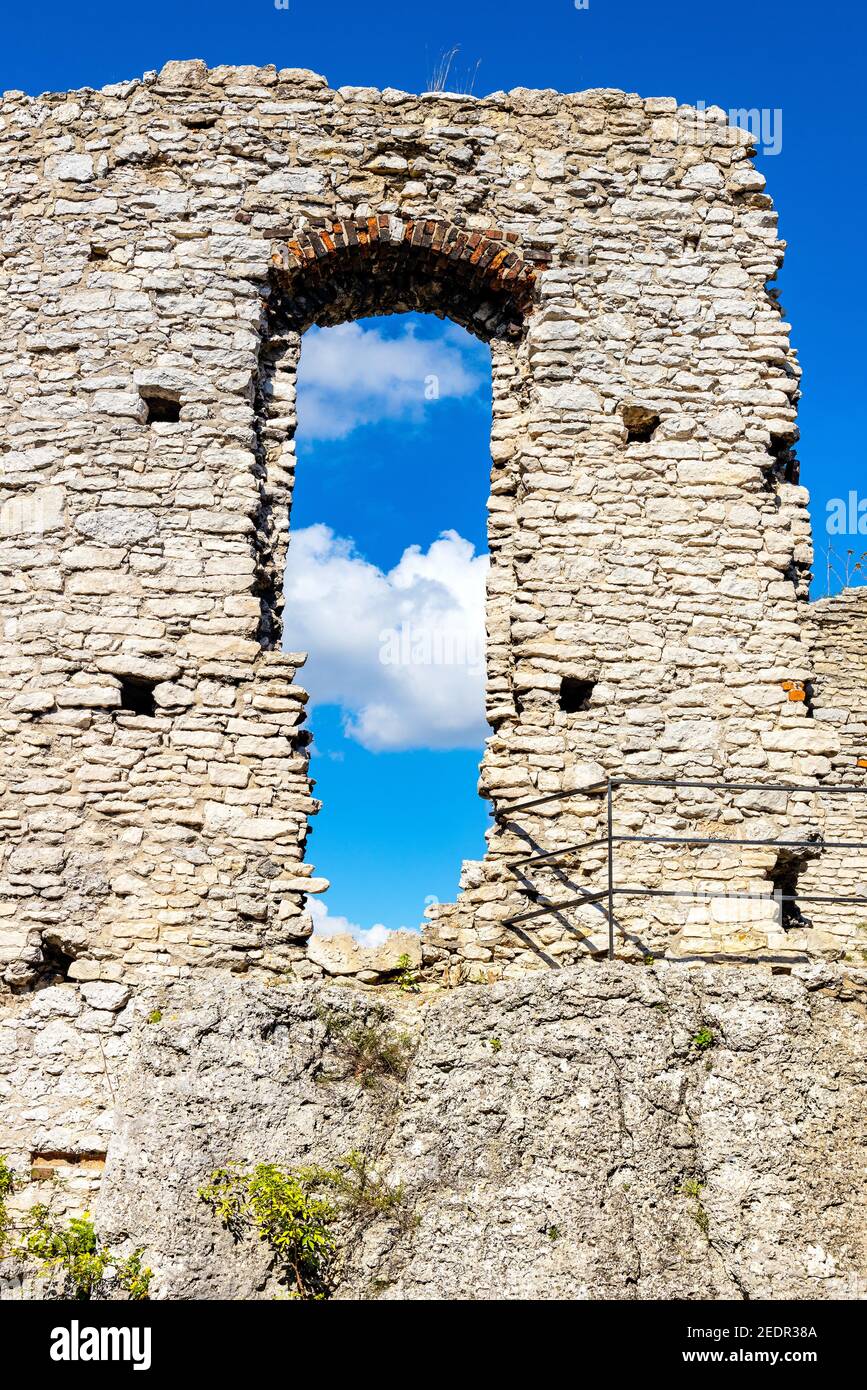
[45,153,94,181]
[74,508,159,546]
[0,486,65,536]
[307,929,423,977]
[79,983,131,1013]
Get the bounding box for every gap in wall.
[281,311,493,941]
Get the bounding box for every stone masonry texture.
[3,58,866,989]
[1,60,866,1299]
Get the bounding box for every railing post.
[607,779,615,960]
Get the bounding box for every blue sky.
[5,0,864,935]
[284,317,493,939]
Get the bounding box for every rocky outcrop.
[91,961,866,1300]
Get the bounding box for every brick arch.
[270,214,539,339]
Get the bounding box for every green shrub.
[0,1154,15,1255]
[394,953,420,993]
[199,1164,336,1300]
[1,1153,151,1299]
[305,1150,406,1219]
[318,1006,413,1088]
[200,1151,417,1297]
[13,1206,151,1300]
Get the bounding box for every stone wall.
[0,979,127,1240]
[2,59,859,991]
[0,64,865,1301]
[796,588,867,958]
[4,962,863,1301]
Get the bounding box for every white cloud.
[283,525,488,751]
[308,898,393,947]
[297,319,487,440]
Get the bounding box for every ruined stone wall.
[1,60,866,1307]
[0,59,859,995]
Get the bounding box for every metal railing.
[494,776,867,960]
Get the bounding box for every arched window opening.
[282,310,493,944]
[254,215,535,959]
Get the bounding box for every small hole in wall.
[769,846,820,931]
[767,432,799,484]
[30,1150,107,1181]
[36,937,73,986]
[140,390,181,424]
[119,677,157,717]
[623,405,660,444]
[88,244,109,262]
[784,680,815,717]
[559,677,595,713]
[684,230,700,251]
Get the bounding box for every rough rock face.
[94,962,866,1300]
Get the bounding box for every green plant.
[199,1164,336,1300]
[13,1207,151,1300]
[690,1205,709,1236]
[201,1151,418,1296]
[319,1006,413,1089]
[0,1154,16,1255]
[305,1150,406,1219]
[691,1027,715,1051]
[488,1037,502,1053]
[681,1177,709,1236]
[546,1225,561,1241]
[112,1246,153,1300]
[394,953,420,994]
[0,1156,14,1197]
[146,1009,162,1025]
